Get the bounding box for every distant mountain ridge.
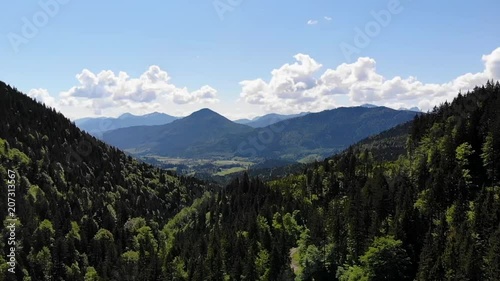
[102,106,419,161]
[399,106,421,112]
[74,111,179,137]
[233,106,419,160]
[360,103,379,108]
[77,107,420,137]
[241,112,309,128]
[102,108,254,156]
[361,103,421,112]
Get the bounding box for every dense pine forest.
[1,80,500,280]
[160,82,500,280]
[0,81,210,280]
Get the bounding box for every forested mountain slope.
[160,81,500,280]
[346,121,413,162]
[233,106,419,160]
[0,82,209,280]
[102,108,254,157]
[243,112,308,128]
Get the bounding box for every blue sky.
[1,0,500,119]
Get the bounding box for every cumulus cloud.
[26,48,500,119]
[240,53,323,111]
[172,85,218,105]
[483,48,500,79]
[324,16,332,21]
[28,88,57,108]
[57,65,219,115]
[239,47,500,113]
[307,20,318,25]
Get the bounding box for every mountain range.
[74,112,179,137]
[102,108,254,157]
[76,106,419,140]
[75,111,309,136]
[101,106,419,161]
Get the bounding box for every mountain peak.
[188,108,224,119]
[195,108,216,113]
[360,103,379,108]
[118,113,134,119]
[144,111,163,116]
[398,106,421,112]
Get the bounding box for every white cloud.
[307,17,331,25]
[240,54,325,112]
[483,47,500,79]
[55,65,219,116]
[26,48,500,120]
[172,85,218,105]
[28,88,57,109]
[239,47,500,113]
